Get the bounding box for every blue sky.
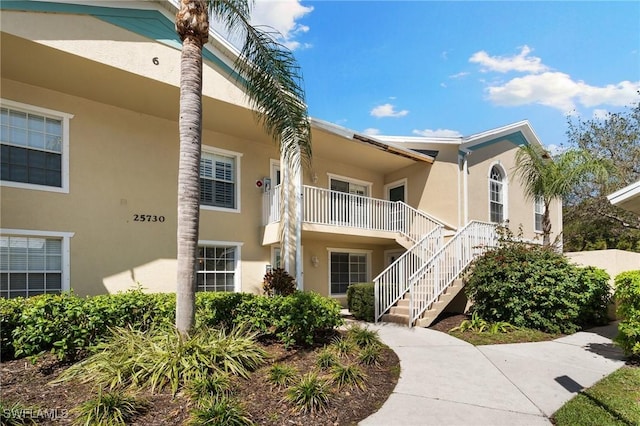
[248,1,640,150]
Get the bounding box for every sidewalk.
[359,322,626,426]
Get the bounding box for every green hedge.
[465,243,611,334]
[614,270,640,356]
[2,290,343,361]
[235,291,343,347]
[346,282,375,322]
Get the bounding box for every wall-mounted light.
[311,173,318,184]
[311,255,319,268]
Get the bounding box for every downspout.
[461,149,471,225]
[294,146,303,290]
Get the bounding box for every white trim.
[326,248,372,296]
[487,161,508,223]
[608,180,640,206]
[197,240,243,292]
[0,228,75,293]
[384,178,408,202]
[327,173,373,195]
[1,99,73,194]
[199,145,243,213]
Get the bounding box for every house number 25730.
[133,214,165,223]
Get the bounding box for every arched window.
[489,165,505,223]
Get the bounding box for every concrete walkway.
[359,322,626,426]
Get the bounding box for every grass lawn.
[449,328,563,346]
[552,365,640,426]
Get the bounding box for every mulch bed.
[0,332,399,425]
[428,313,468,333]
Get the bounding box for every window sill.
[1,180,68,194]
[200,205,241,214]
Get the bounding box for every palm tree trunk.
[542,200,552,247]
[175,0,209,335]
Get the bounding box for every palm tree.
[175,0,311,334]
[514,144,608,247]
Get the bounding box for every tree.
[514,144,608,247]
[174,0,311,334]
[563,100,640,252]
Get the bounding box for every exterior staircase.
[375,221,498,327]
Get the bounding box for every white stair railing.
[408,221,497,326]
[373,226,443,323]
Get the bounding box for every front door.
[387,183,406,232]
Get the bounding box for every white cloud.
[449,71,470,79]
[412,128,462,138]
[470,45,549,74]
[251,0,314,50]
[592,109,609,120]
[363,128,381,135]
[484,71,639,113]
[370,103,409,118]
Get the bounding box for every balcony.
[262,185,444,245]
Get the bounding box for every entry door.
[388,183,406,232]
[330,178,369,227]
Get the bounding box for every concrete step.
[381,312,410,325]
[415,279,466,328]
[390,305,409,316]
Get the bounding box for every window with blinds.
[1,107,63,188]
[200,151,236,209]
[0,236,63,298]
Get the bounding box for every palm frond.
[208,0,311,167]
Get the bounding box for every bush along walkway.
[360,322,626,426]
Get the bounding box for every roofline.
[461,120,543,150]
[607,180,640,206]
[310,118,435,164]
[376,135,463,145]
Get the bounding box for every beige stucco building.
[0,1,561,324]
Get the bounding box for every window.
[197,244,239,292]
[0,100,72,193]
[329,250,369,295]
[534,197,545,233]
[200,147,241,211]
[489,165,505,223]
[0,232,72,298]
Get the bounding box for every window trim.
[0,99,73,194]
[269,158,281,187]
[0,228,74,295]
[534,196,545,234]
[197,240,243,292]
[199,145,243,213]
[326,247,372,296]
[487,162,508,223]
[327,173,373,196]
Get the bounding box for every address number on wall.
[133,214,166,223]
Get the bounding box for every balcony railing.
[263,185,444,240]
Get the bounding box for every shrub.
[188,396,253,426]
[72,389,148,426]
[465,242,610,334]
[358,344,382,366]
[0,297,25,360]
[285,373,331,414]
[262,268,296,296]
[57,326,266,395]
[235,292,343,347]
[12,290,175,361]
[195,292,255,330]
[346,282,375,322]
[316,348,338,370]
[614,270,640,357]
[267,364,298,388]
[330,363,367,390]
[186,374,233,401]
[345,324,381,348]
[0,400,39,425]
[330,336,356,357]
